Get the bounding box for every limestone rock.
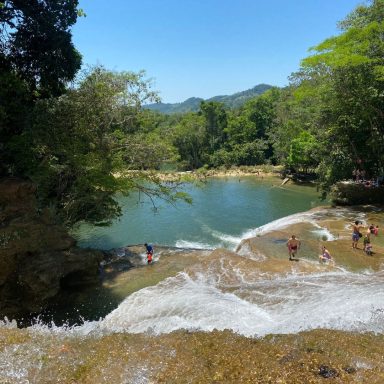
[0,178,102,319]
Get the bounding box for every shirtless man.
[351,221,363,249]
[287,235,301,261]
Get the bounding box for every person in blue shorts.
[351,221,363,249]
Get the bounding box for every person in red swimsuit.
[287,235,301,261]
[144,243,153,264]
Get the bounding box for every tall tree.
[0,0,82,97]
[12,67,188,226]
[172,113,206,170]
[294,0,384,186]
[0,0,82,176]
[199,101,227,153]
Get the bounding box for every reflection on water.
[72,176,322,250]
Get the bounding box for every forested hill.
[145,83,273,114]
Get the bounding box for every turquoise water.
[73,177,322,250]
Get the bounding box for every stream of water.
[1,177,384,383]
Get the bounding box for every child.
[363,235,373,255]
[319,246,333,263]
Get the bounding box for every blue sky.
[73,0,363,103]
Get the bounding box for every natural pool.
[73,176,323,250]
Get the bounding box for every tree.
[0,0,82,97]
[287,131,318,172]
[0,0,82,176]
[13,67,188,226]
[293,0,384,186]
[199,101,227,153]
[172,113,206,170]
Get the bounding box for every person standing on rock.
[144,243,154,264]
[351,221,363,249]
[287,235,301,261]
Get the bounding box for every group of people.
[286,219,380,264]
[352,169,383,188]
[147,220,379,267]
[352,221,379,255]
[287,234,333,264]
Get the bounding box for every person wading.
[351,221,363,249]
[144,243,154,264]
[287,235,301,261]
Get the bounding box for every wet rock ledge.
[0,178,102,319]
[332,181,384,205]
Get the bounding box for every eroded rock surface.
[0,178,102,319]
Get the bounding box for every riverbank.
[116,165,284,182]
[157,165,283,180]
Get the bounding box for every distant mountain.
[145,84,273,114]
[146,97,204,115]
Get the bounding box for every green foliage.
[2,0,384,227]
[200,101,228,153]
[171,113,206,170]
[293,0,384,188]
[0,0,82,97]
[210,141,267,168]
[0,0,82,177]
[287,131,318,171]
[12,67,188,226]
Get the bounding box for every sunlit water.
[69,201,384,338]
[2,178,384,337]
[1,178,384,382]
[73,177,322,250]
[95,269,384,337]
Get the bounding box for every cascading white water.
[2,206,383,339]
[92,268,384,337]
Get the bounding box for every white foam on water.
[196,221,245,250]
[5,267,382,339]
[236,242,267,261]
[240,210,323,240]
[176,207,351,252]
[175,240,214,250]
[97,272,275,336]
[72,268,384,338]
[2,207,382,341]
[310,226,337,241]
[262,272,384,335]
[209,229,244,249]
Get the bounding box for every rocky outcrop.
[0,178,103,319]
[331,181,384,205]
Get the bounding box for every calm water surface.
[73,177,322,250]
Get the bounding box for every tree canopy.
[0,0,82,96]
[1,0,383,227]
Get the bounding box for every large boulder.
[0,178,103,319]
[331,181,384,205]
